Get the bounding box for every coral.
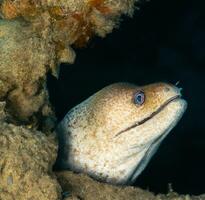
[0,0,137,124]
[0,0,135,39]
[0,19,55,123]
[56,171,205,200]
[0,104,62,200]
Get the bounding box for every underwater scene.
[0,0,204,199]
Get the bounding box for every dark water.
[48,0,205,195]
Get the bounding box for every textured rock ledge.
[0,103,61,200]
[56,171,205,200]
[0,0,137,124]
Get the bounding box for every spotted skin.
[56,82,187,185]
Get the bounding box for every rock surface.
[0,107,62,200]
[56,171,205,200]
[0,20,55,123]
[0,0,137,125]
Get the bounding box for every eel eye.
[134,91,145,105]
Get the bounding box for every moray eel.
[55,82,187,185]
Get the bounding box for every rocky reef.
[0,0,204,200]
[0,103,61,200]
[0,0,136,124]
[56,171,205,200]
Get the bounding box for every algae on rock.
[0,19,55,123]
[0,104,62,200]
[0,0,137,125]
[56,171,205,200]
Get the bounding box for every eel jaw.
[126,126,171,184]
[125,98,187,184]
[115,95,182,138]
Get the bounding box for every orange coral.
[71,12,94,48]
[89,0,111,15]
[1,0,38,19]
[1,1,18,19]
[0,0,135,49]
[48,6,67,19]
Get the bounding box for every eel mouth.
[115,95,182,137]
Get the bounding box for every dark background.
[48,0,205,195]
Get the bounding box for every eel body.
[55,82,187,185]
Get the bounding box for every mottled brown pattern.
[56,171,204,200]
[0,120,62,200]
[0,0,136,123]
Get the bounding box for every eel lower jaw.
[126,98,187,184]
[114,95,182,138]
[126,128,170,184]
